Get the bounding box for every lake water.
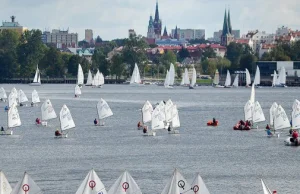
[0,84,300,194]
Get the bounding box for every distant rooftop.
[1,16,22,27]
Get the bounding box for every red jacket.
[292,131,299,139]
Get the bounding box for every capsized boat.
[77,64,84,87]
[161,169,193,194]
[75,169,107,194]
[108,171,142,194]
[11,172,43,194]
[190,173,210,194]
[96,98,113,126]
[56,104,75,138]
[0,170,12,194]
[41,99,57,126]
[224,70,231,88]
[31,89,40,105]
[29,65,41,86]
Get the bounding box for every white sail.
[292,99,300,111]
[0,87,7,99]
[190,67,197,87]
[224,70,231,87]
[252,101,266,124]
[31,89,40,104]
[164,70,170,87]
[250,84,255,103]
[213,69,220,85]
[151,106,165,130]
[37,73,41,83]
[75,85,82,95]
[244,100,253,121]
[142,100,153,123]
[253,66,261,86]
[32,65,41,84]
[18,90,28,103]
[232,74,239,87]
[272,71,277,87]
[130,63,141,84]
[165,99,174,123]
[41,99,57,121]
[274,105,290,130]
[0,171,12,194]
[92,75,95,86]
[184,68,190,85]
[99,73,105,86]
[278,67,286,85]
[169,63,175,86]
[93,70,100,86]
[161,169,193,194]
[190,173,210,194]
[60,104,75,131]
[180,76,184,86]
[8,104,21,128]
[158,101,166,122]
[261,179,272,194]
[86,70,93,85]
[76,169,107,194]
[245,68,251,86]
[77,64,84,85]
[8,91,17,108]
[171,105,180,128]
[108,171,142,194]
[270,102,278,127]
[11,172,43,194]
[97,98,113,120]
[292,100,300,129]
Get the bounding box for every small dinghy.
[75,169,107,194]
[11,172,43,194]
[108,171,142,194]
[40,99,57,126]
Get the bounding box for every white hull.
[0,130,13,135]
[224,86,232,88]
[284,137,300,146]
[41,121,47,126]
[213,85,224,88]
[143,131,156,136]
[130,83,144,86]
[165,86,173,89]
[168,130,179,134]
[29,82,41,86]
[55,133,68,138]
[275,84,287,88]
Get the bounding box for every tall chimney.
[11,16,15,22]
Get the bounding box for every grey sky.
[1,0,300,40]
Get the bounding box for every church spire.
[222,9,229,36]
[163,26,168,36]
[228,8,232,34]
[154,0,159,22]
[174,25,178,40]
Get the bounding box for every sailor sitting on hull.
[143,126,148,134]
[31,102,34,107]
[137,121,143,130]
[35,118,41,125]
[94,118,98,125]
[55,129,62,137]
[266,124,273,136]
[291,130,299,145]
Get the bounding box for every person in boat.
[292,130,299,145]
[212,118,217,125]
[143,126,148,133]
[1,126,4,132]
[19,103,23,107]
[55,129,62,137]
[31,102,34,107]
[289,128,293,135]
[266,124,273,136]
[94,118,98,125]
[4,106,9,111]
[75,94,78,98]
[167,125,171,131]
[35,118,41,124]
[163,101,166,104]
[137,121,142,128]
[239,120,245,126]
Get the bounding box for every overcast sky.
[1,0,300,40]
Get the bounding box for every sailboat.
[75,169,107,194]
[190,173,210,194]
[272,70,277,87]
[0,171,12,194]
[1,103,21,135]
[189,67,197,89]
[0,87,7,102]
[269,102,278,129]
[245,68,251,87]
[86,70,93,86]
[165,99,173,126]
[108,171,142,194]
[275,67,287,87]
[169,63,175,87]
[130,63,142,85]
[99,72,105,87]
[11,172,43,194]
[164,70,171,88]
[77,64,84,87]
[18,89,28,106]
[8,88,17,108]
[224,70,231,88]
[145,105,165,136]
[261,179,273,194]
[252,101,266,129]
[75,85,82,97]
[232,74,239,87]
[141,100,153,130]
[57,104,75,138]
[41,99,57,126]
[31,89,40,105]
[169,104,180,134]
[250,84,255,103]
[212,69,224,88]
[253,66,261,88]
[180,74,185,86]
[29,65,41,86]
[161,169,193,194]
[96,98,113,126]
[184,68,190,86]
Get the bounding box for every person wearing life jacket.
[4,106,9,111]
[31,102,34,107]
[212,118,217,125]
[168,125,171,131]
[75,94,78,98]
[94,118,98,125]
[266,124,273,136]
[55,129,62,137]
[35,118,41,125]
[1,126,4,132]
[143,126,148,133]
[292,130,299,145]
[137,121,142,128]
[19,103,23,107]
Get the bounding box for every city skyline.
[1,0,300,40]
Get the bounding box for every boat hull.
[207,120,219,126]
[143,131,156,136]
[168,130,179,134]
[0,130,13,135]
[284,137,300,146]
[55,134,68,138]
[213,85,224,88]
[29,82,41,86]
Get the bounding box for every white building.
[246,31,276,53]
[42,29,78,48]
[171,28,205,40]
[276,26,290,36]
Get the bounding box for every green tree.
[177,47,190,62]
[95,36,102,43]
[160,50,177,69]
[240,54,257,73]
[201,59,217,76]
[67,55,81,76]
[110,54,125,81]
[92,49,110,76]
[216,57,231,74]
[201,47,216,61]
[226,42,252,69]
[40,47,64,77]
